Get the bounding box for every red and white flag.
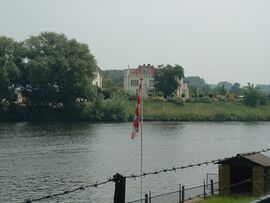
[131,80,142,139]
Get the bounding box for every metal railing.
[127,180,219,203]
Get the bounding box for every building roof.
[218,152,270,167]
[127,64,157,77]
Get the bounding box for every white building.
[124,64,156,98]
[176,79,189,100]
[124,64,189,99]
[92,71,102,88]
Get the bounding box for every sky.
[1,0,270,85]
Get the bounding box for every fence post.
[181,185,185,202]
[149,190,151,203]
[210,179,214,196]
[145,193,148,203]
[204,180,206,199]
[113,173,126,203]
[179,184,182,203]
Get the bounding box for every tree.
[184,76,207,91]
[214,84,228,96]
[0,36,22,103]
[154,64,184,98]
[21,32,98,106]
[243,83,265,107]
[230,82,242,95]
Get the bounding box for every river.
[1,122,270,202]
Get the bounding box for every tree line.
[0,32,128,121]
[1,32,268,121]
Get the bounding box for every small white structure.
[92,71,102,88]
[176,79,190,100]
[124,64,189,99]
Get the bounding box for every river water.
[1,122,270,202]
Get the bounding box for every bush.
[243,84,263,107]
[167,97,184,106]
[150,97,166,102]
[201,97,212,103]
[199,93,204,98]
[101,99,128,121]
[128,94,137,101]
[259,95,267,105]
[208,93,214,98]
[157,91,164,98]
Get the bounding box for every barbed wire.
[23,147,270,202]
[23,178,113,203]
[125,147,270,179]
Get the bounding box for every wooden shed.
[218,153,270,195]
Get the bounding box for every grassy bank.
[127,101,270,121]
[199,196,258,203]
[1,101,270,122]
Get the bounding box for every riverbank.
[199,195,258,203]
[1,101,270,122]
[128,101,270,122]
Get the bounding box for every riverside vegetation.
[1,32,270,122]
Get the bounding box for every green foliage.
[0,36,22,102]
[208,93,214,98]
[217,81,233,91]
[243,83,266,107]
[149,97,166,102]
[157,91,164,97]
[230,82,243,95]
[184,76,206,89]
[21,32,98,106]
[214,84,228,96]
[184,76,211,94]
[103,69,123,88]
[125,101,270,122]
[167,97,184,106]
[199,93,204,98]
[101,99,128,121]
[154,64,184,98]
[201,195,258,203]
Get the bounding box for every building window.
[131,80,139,86]
[149,80,154,87]
[143,69,148,77]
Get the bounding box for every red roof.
[128,64,157,77]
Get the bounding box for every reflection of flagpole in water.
[140,77,143,203]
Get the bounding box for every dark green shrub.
[167,97,184,106]
[208,93,214,98]
[157,91,164,97]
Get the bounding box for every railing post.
[113,173,126,203]
[149,190,151,203]
[181,185,185,202]
[179,184,182,203]
[210,179,214,196]
[145,193,148,203]
[204,180,206,199]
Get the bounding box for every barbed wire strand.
[125,147,270,179]
[23,147,270,202]
[23,178,113,203]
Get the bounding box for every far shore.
[1,101,270,122]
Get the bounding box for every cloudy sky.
[1,0,270,84]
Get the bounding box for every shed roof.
[218,152,270,167]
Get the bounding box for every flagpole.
[140,77,143,202]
